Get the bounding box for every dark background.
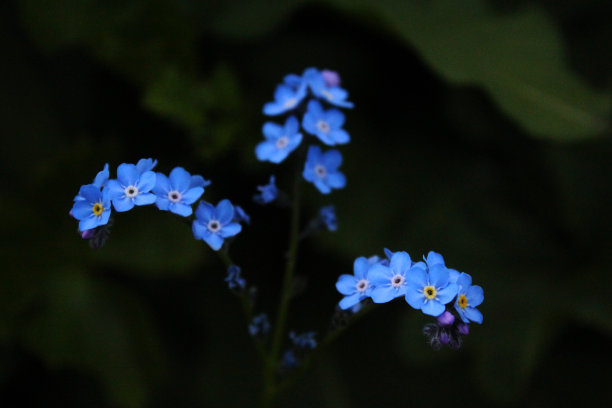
[1,0,611,407]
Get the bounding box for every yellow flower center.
[457,294,468,309]
[424,285,437,300]
[92,202,104,216]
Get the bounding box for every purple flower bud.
[321,70,341,87]
[437,311,455,327]
[457,323,470,336]
[69,209,75,218]
[81,229,95,239]
[439,330,450,345]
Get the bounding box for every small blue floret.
[336,257,374,310]
[405,261,459,317]
[303,67,353,108]
[254,175,278,204]
[454,273,484,324]
[192,199,242,251]
[263,74,308,115]
[153,167,206,217]
[368,251,412,303]
[71,184,112,231]
[302,146,346,194]
[106,163,157,212]
[302,100,350,146]
[319,205,338,231]
[255,116,303,163]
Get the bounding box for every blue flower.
[254,175,278,204]
[71,184,112,231]
[263,74,308,115]
[136,158,158,174]
[234,205,251,224]
[405,263,459,317]
[106,163,157,212]
[225,265,246,290]
[424,251,461,283]
[302,146,346,194]
[74,163,109,201]
[302,100,350,146]
[249,313,271,337]
[368,251,413,303]
[255,116,303,163]
[153,167,206,217]
[319,205,337,231]
[289,331,317,349]
[192,199,242,251]
[336,257,374,310]
[281,349,299,369]
[454,273,484,324]
[303,68,353,108]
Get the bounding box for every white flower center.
[314,164,327,178]
[283,97,297,109]
[124,185,139,198]
[356,279,369,293]
[316,120,330,133]
[391,274,405,288]
[168,190,182,203]
[207,219,221,233]
[276,136,289,149]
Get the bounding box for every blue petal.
[215,200,234,224]
[456,272,472,290]
[405,288,425,310]
[336,275,357,295]
[137,171,156,192]
[219,222,242,238]
[326,109,345,128]
[425,251,445,266]
[170,202,193,217]
[306,99,323,116]
[203,233,224,251]
[329,129,350,144]
[323,149,342,169]
[71,201,93,220]
[467,285,484,306]
[190,175,210,188]
[429,264,450,288]
[156,197,170,211]
[79,184,102,202]
[368,263,392,286]
[314,179,331,194]
[436,284,458,304]
[448,268,461,283]
[79,217,98,231]
[192,220,207,239]
[169,167,190,192]
[262,122,283,139]
[339,293,363,310]
[390,251,412,274]
[405,266,428,289]
[195,201,214,222]
[255,141,277,162]
[181,187,204,204]
[284,115,299,134]
[106,179,125,200]
[464,307,483,324]
[153,172,170,195]
[134,192,157,206]
[113,197,135,212]
[422,300,445,317]
[353,257,370,280]
[326,173,346,189]
[371,286,397,303]
[117,163,139,186]
[93,164,109,188]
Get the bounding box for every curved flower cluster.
[70,159,246,251]
[256,68,353,195]
[336,250,484,347]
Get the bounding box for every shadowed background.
[1,0,611,407]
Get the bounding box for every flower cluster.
[256,68,352,195]
[70,159,246,251]
[336,250,484,348]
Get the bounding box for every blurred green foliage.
[1,0,611,407]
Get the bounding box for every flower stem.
[261,157,303,407]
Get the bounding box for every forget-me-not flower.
[303,68,353,108]
[106,163,157,212]
[71,184,112,231]
[336,257,374,310]
[319,205,338,231]
[454,273,484,324]
[368,251,413,303]
[254,175,278,204]
[263,74,308,115]
[192,199,242,251]
[225,265,246,290]
[302,146,346,194]
[302,100,350,146]
[255,116,303,163]
[136,158,158,174]
[249,313,271,337]
[153,167,206,217]
[405,262,458,317]
[74,163,109,201]
[424,251,461,283]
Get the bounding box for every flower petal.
[405,288,425,310]
[464,307,483,324]
[219,222,242,238]
[366,263,391,286]
[422,300,445,317]
[390,251,412,274]
[467,285,484,306]
[117,163,139,186]
[339,293,363,310]
[169,167,191,192]
[336,275,357,295]
[429,264,450,288]
[370,286,397,304]
[436,283,458,304]
[216,199,234,224]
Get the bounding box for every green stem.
[261,160,303,407]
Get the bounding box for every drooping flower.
[454,273,484,324]
[71,184,112,231]
[368,251,413,303]
[405,262,458,317]
[255,116,303,163]
[254,175,278,204]
[225,265,246,290]
[106,163,157,212]
[136,158,158,174]
[303,68,353,108]
[263,74,308,115]
[319,205,337,231]
[302,100,350,146]
[336,257,374,310]
[153,167,205,217]
[192,199,242,251]
[74,163,109,201]
[302,146,346,194]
